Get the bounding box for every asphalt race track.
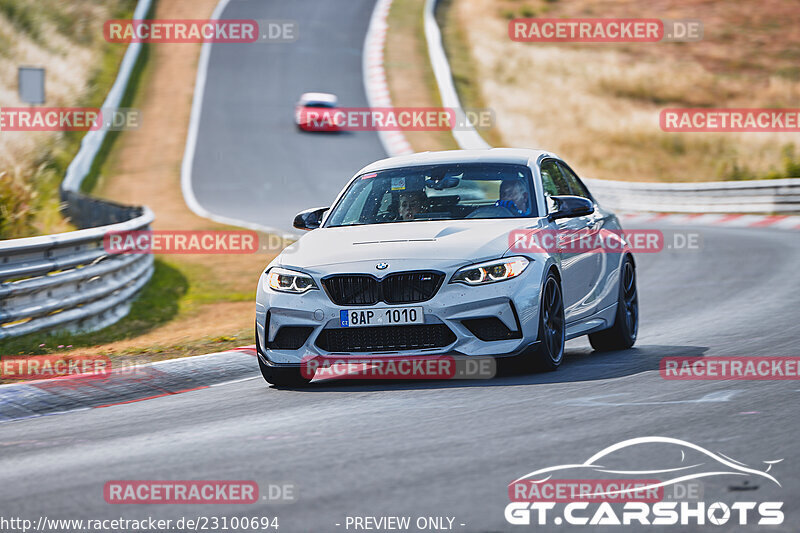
[187,0,385,233]
[2,231,799,531]
[2,0,798,531]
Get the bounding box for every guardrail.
[0,0,155,341]
[0,203,154,340]
[583,177,800,214]
[423,0,800,215]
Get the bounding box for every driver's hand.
[495,199,523,215]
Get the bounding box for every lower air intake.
[315,324,456,352]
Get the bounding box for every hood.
[277,218,543,269]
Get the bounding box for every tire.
[589,255,638,352]
[504,271,565,374]
[257,352,311,388]
[532,272,566,371]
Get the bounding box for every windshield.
[325,163,537,227]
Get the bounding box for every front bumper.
[256,260,545,365]
[297,121,341,132]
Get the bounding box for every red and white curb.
[619,212,800,231]
[363,0,414,157]
[0,347,259,422]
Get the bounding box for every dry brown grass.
[0,0,133,237]
[451,0,800,181]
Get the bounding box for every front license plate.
[339,307,424,328]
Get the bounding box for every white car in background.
[255,149,638,386]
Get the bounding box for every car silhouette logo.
[511,436,783,498]
[376,263,389,270]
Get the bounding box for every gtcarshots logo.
[505,437,784,526]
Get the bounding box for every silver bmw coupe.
[255,149,638,386]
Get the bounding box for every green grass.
[763,145,800,180]
[171,260,256,307]
[714,144,800,181]
[0,157,65,238]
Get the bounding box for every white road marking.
[179,0,298,239]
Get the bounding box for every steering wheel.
[374,211,398,223]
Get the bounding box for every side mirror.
[547,195,594,222]
[293,207,329,230]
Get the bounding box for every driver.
[495,178,530,216]
[398,191,428,221]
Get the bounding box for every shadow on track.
[266,344,708,392]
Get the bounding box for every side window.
[540,160,571,198]
[558,162,591,199]
[377,191,393,212]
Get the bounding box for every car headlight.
[450,257,529,285]
[265,267,318,294]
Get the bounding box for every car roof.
[355,148,559,175]
[298,92,338,104]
